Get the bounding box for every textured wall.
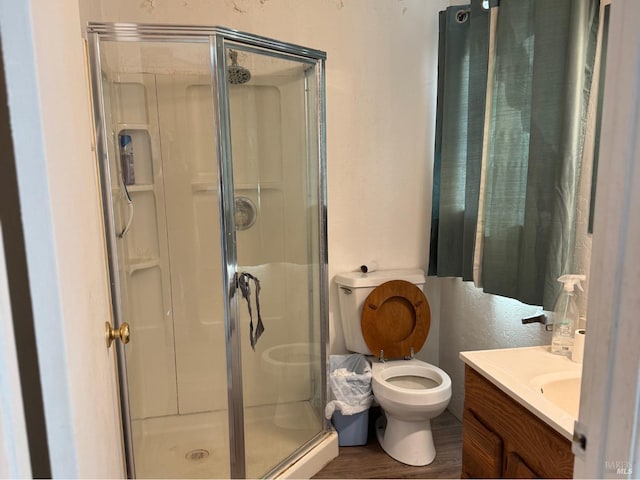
[439,279,552,419]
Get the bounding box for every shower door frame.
[87,23,328,479]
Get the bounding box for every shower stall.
[87,24,328,479]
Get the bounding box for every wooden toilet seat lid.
[361,280,431,360]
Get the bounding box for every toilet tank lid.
[335,269,426,288]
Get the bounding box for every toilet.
[335,269,451,466]
[261,342,320,429]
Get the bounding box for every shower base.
[131,400,321,478]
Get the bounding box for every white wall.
[574,1,640,474]
[79,0,448,366]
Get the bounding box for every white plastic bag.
[324,354,373,419]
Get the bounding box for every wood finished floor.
[313,408,462,479]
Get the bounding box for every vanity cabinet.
[461,366,574,479]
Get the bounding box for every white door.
[573,0,640,477]
[0,0,125,477]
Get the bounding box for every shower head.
[227,50,251,85]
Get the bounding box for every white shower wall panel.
[123,192,160,260]
[126,297,179,418]
[113,80,149,125]
[236,189,285,265]
[174,187,227,414]
[278,78,311,266]
[229,85,283,186]
[191,192,224,325]
[108,76,179,420]
[230,79,316,408]
[155,75,229,415]
[108,71,316,418]
[239,262,315,408]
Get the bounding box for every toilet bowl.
[335,269,452,466]
[371,358,451,466]
[261,342,320,429]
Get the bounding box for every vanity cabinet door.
[462,365,573,479]
[504,451,538,478]
[462,409,503,478]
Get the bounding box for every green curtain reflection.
[430,0,600,310]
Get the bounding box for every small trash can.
[325,354,373,446]
[331,409,370,446]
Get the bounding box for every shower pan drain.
[185,449,210,461]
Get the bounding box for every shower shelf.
[126,184,154,193]
[191,180,216,194]
[235,182,281,190]
[116,122,150,132]
[190,180,282,193]
[127,258,160,274]
[110,184,154,197]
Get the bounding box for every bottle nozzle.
[558,274,586,293]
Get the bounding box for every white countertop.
[460,346,583,440]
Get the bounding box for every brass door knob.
[105,321,130,348]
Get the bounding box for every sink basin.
[530,371,581,418]
[460,346,583,439]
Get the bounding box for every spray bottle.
[551,274,586,356]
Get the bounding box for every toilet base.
[375,414,436,466]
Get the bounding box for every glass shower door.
[223,43,325,478]
[91,37,231,478]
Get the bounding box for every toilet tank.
[334,269,426,355]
